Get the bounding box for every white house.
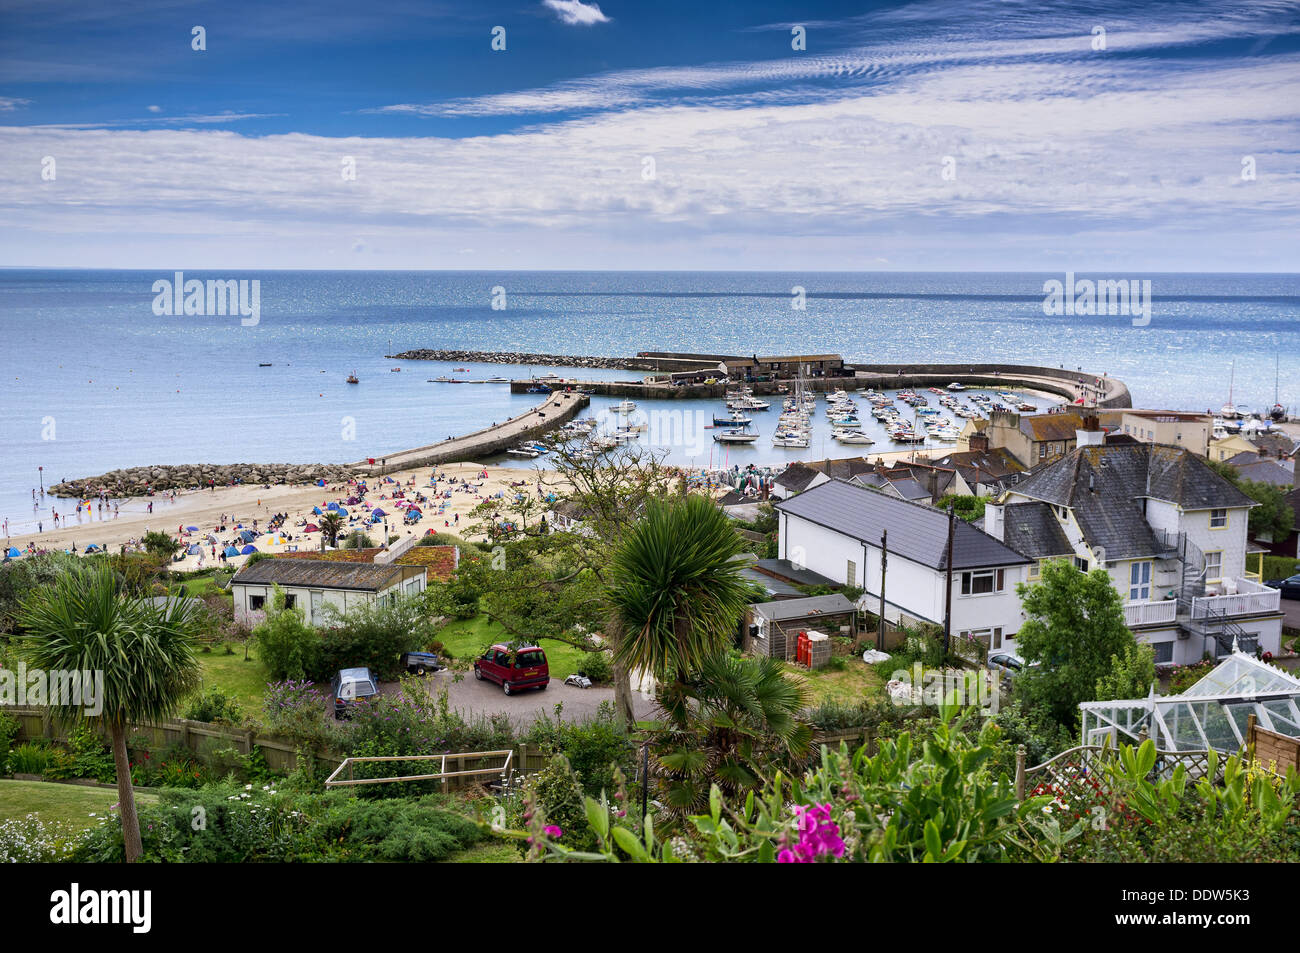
[774,479,1031,652]
[230,558,428,627]
[989,435,1283,665]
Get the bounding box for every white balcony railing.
[1124,600,1178,627]
[1191,578,1281,619]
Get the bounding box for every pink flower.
[776,804,845,863]
[544,825,563,838]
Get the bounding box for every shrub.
[254,587,321,680]
[0,709,18,768]
[524,702,632,799]
[184,688,245,725]
[262,680,342,751]
[575,649,613,684]
[315,595,432,681]
[525,754,598,852]
[6,742,55,775]
[41,723,116,783]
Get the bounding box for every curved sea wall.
[50,463,359,499]
[388,349,631,370]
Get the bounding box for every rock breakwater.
[51,462,359,499]
[388,349,629,370]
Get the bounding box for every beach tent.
[317,478,326,487]
[239,529,257,543]
[186,543,201,555]
[304,523,320,532]
[335,508,348,518]
[370,507,387,517]
[204,534,219,543]
[326,502,341,511]
[240,545,258,555]
[406,507,422,516]
[312,506,324,515]
[186,525,199,532]
[7,547,21,557]
[223,546,241,557]
[84,545,100,553]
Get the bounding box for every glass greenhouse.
[1079,645,1300,753]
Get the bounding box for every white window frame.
[1129,561,1151,601]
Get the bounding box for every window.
[846,559,857,587]
[1028,562,1041,581]
[249,594,265,611]
[1074,556,1090,572]
[1152,641,1174,664]
[283,593,297,610]
[310,590,323,623]
[960,569,1005,595]
[1129,561,1151,601]
[1039,444,1047,459]
[1204,551,1222,582]
[1209,508,1227,529]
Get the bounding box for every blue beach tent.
[223,546,241,557]
[240,545,258,555]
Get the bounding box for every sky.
[0,0,1297,271]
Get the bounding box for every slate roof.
[886,477,932,502]
[750,593,857,622]
[1001,502,1074,559]
[933,447,1024,483]
[272,545,458,581]
[1006,444,1257,560]
[775,478,1029,570]
[1232,459,1296,488]
[231,558,416,591]
[774,462,823,493]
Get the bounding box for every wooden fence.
[1247,714,1300,776]
[6,706,551,792]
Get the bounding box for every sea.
[1,270,1297,535]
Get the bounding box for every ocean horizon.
[2,268,1297,534]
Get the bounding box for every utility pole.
[878,530,888,651]
[942,504,955,666]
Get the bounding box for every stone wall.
[50,462,359,499]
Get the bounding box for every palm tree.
[605,493,752,715]
[650,653,812,821]
[317,511,345,547]
[16,563,203,862]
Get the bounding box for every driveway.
[400,669,658,726]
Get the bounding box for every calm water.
[1,270,1296,533]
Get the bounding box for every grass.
[783,656,887,706]
[195,649,269,716]
[168,573,233,600]
[443,840,524,863]
[436,613,591,679]
[0,779,157,830]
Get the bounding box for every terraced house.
[986,433,1283,665]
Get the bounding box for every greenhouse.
[1078,643,1300,754]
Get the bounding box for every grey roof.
[750,593,857,622]
[231,558,416,591]
[1006,444,1257,561]
[752,558,840,588]
[1232,459,1295,488]
[739,567,805,599]
[1001,502,1074,559]
[887,477,932,502]
[775,479,1029,570]
[774,462,822,493]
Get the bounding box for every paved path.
[352,391,588,475]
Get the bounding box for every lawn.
[0,779,157,830]
[169,573,234,600]
[784,657,887,706]
[443,840,524,863]
[436,614,591,679]
[195,648,269,716]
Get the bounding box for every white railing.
[1192,578,1281,619]
[1124,600,1178,626]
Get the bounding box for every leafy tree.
[1014,559,1138,727]
[1205,463,1296,542]
[606,493,751,708]
[317,511,345,547]
[1095,640,1157,702]
[15,562,204,862]
[141,530,182,557]
[0,551,82,632]
[938,494,986,523]
[253,586,320,680]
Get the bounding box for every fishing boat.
[614,399,637,413]
[714,412,753,426]
[1270,354,1286,421]
[947,382,966,391]
[346,372,359,384]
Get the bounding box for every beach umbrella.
[204,534,218,543]
[240,545,258,555]
[186,543,201,555]
[370,507,387,517]
[186,525,199,532]
[223,546,241,557]
[304,523,320,532]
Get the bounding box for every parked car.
[473,643,549,695]
[400,651,441,675]
[331,667,380,719]
[985,652,1029,679]
[1267,574,1300,600]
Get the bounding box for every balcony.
[1190,578,1281,620]
[1124,599,1178,627]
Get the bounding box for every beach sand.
[4,462,555,569]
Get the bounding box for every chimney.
[984,501,1004,540]
[1076,412,1105,447]
[970,431,990,453]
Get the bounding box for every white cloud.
[146,104,162,113]
[542,0,610,27]
[0,96,31,111]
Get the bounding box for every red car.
[473,644,549,695]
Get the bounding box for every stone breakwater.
[388,349,630,370]
[50,463,359,499]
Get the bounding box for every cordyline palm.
[15,562,203,863]
[317,511,345,546]
[605,493,752,707]
[651,653,812,822]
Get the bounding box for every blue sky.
[1,0,1297,270]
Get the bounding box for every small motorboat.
[346,372,359,384]
[391,367,401,373]
[258,362,272,367]
[714,428,759,444]
[947,382,965,391]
